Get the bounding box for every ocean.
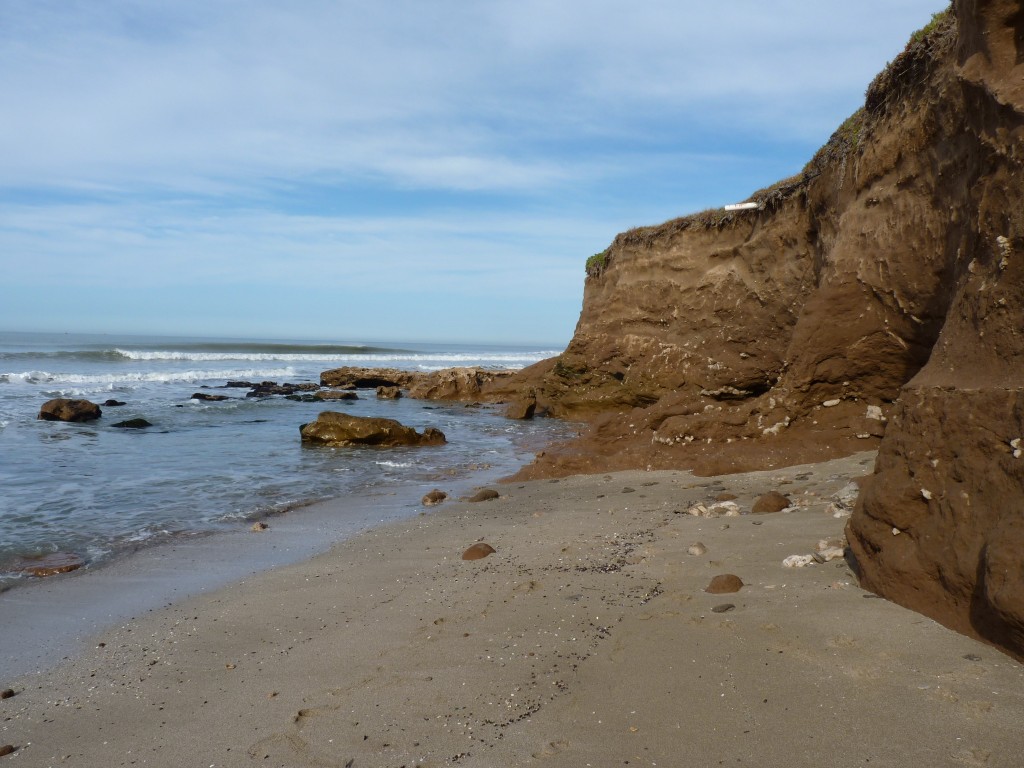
[0,331,572,589]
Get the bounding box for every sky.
[0,1,949,345]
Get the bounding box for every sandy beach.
[2,451,1022,767]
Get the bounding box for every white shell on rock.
[822,399,841,408]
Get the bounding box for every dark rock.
[11,552,85,577]
[462,543,496,561]
[376,386,403,400]
[714,492,738,501]
[102,399,126,407]
[0,689,13,700]
[300,412,446,447]
[112,418,152,429]
[315,390,359,401]
[191,393,229,402]
[711,603,736,613]
[705,574,744,594]
[38,398,101,422]
[0,745,13,757]
[224,380,253,388]
[468,489,500,503]
[752,491,791,514]
[622,487,636,493]
[422,489,448,506]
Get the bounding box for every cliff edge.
[491,0,1024,659]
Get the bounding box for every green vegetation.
[908,8,952,46]
[585,249,610,275]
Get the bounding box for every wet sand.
[2,451,1023,766]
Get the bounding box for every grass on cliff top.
[585,5,955,264]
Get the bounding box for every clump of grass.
[585,249,610,276]
[908,8,952,46]
[865,4,956,113]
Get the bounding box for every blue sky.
[0,0,948,345]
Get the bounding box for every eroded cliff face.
[489,1,1024,657]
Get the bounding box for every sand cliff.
[489,0,1024,659]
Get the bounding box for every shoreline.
[4,450,1022,766]
[0,458,521,681]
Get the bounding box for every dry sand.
[2,451,1022,767]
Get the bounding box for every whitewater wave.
[3,367,298,387]
[374,460,413,468]
[113,349,559,365]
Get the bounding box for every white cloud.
[0,0,949,340]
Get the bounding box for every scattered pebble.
[462,543,497,561]
[622,487,636,494]
[714,492,738,501]
[752,491,791,514]
[783,555,815,568]
[706,574,744,594]
[822,398,841,407]
[251,522,269,532]
[0,745,14,757]
[963,654,983,662]
[0,690,13,700]
[711,603,736,613]
[687,543,708,556]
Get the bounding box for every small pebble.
[963,654,982,662]
[0,746,14,757]
[251,522,269,532]
[711,603,735,614]
[687,543,708,556]
[0,690,13,700]
[622,487,636,494]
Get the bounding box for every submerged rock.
[10,552,85,577]
[300,411,446,447]
[38,398,101,422]
[112,418,153,429]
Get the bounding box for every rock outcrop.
[482,1,1024,659]
[38,399,102,422]
[300,412,446,447]
[321,366,515,402]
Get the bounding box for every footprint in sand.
[532,739,570,759]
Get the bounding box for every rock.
[711,603,735,613]
[705,574,743,594]
[406,368,515,401]
[0,689,13,699]
[687,542,708,556]
[0,745,13,757]
[191,392,229,402]
[251,522,269,532]
[752,491,790,514]
[468,488,500,503]
[687,501,740,518]
[422,489,447,506]
[102,399,126,407]
[300,412,446,447]
[817,546,846,562]
[314,390,359,401]
[11,552,85,577]
[376,386,403,400]
[505,397,536,420]
[714,492,738,501]
[783,555,816,568]
[320,367,416,389]
[462,543,496,561]
[112,418,152,429]
[37,398,101,422]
